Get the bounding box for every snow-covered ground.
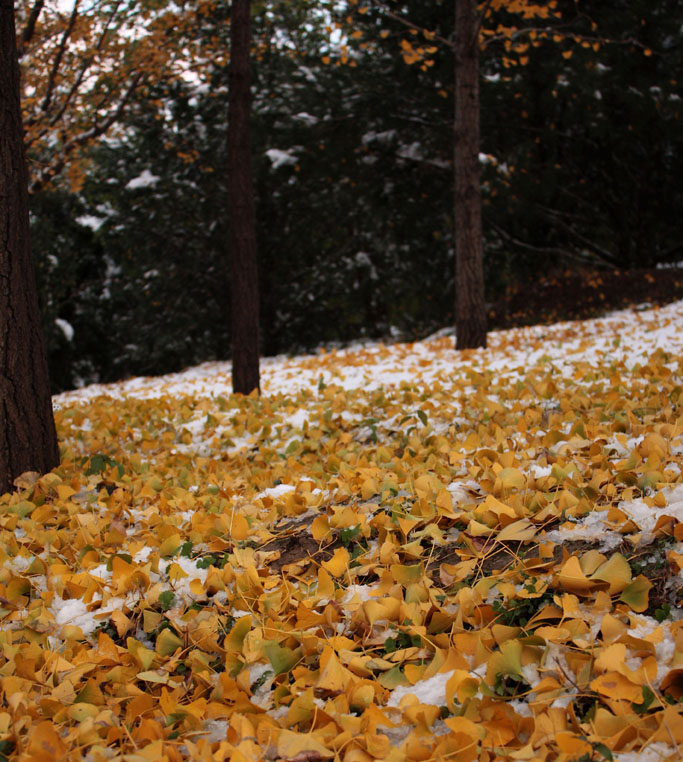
[16,298,681,760]
[57,298,683,404]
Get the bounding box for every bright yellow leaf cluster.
[2,302,683,760]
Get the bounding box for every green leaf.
[9,501,36,517]
[632,685,655,715]
[619,575,652,612]
[0,739,16,762]
[158,591,175,611]
[263,641,299,675]
[285,440,301,454]
[340,525,361,546]
[86,453,124,477]
[180,541,193,558]
[593,742,614,761]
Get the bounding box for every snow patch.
[125,169,160,190]
[265,148,300,169]
[387,670,454,708]
[55,318,74,342]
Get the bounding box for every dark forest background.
[29,0,683,392]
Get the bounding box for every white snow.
[545,484,683,548]
[265,148,300,169]
[125,169,160,190]
[293,112,319,126]
[341,584,380,603]
[76,214,106,231]
[387,670,455,708]
[614,744,679,762]
[55,299,683,406]
[55,318,74,342]
[51,598,90,627]
[257,484,296,499]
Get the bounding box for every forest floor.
[2,296,683,761]
[489,266,683,331]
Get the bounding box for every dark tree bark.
[0,0,59,493]
[454,0,487,349]
[228,0,260,394]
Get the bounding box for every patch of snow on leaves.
[50,593,136,638]
[387,670,455,708]
[543,509,622,551]
[627,615,677,687]
[257,484,296,499]
[342,584,380,603]
[614,743,679,762]
[134,546,154,564]
[544,484,683,549]
[283,409,309,429]
[619,484,683,544]
[198,720,229,743]
[529,464,552,479]
[446,480,481,507]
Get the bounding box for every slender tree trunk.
[228,0,260,394]
[0,0,59,494]
[454,0,487,349]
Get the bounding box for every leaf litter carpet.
[4,301,683,761]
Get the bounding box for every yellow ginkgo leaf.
[590,553,632,594]
[277,729,334,760]
[590,672,643,703]
[322,546,350,577]
[390,562,423,586]
[619,575,652,613]
[556,556,596,594]
[230,513,249,540]
[496,518,537,543]
[311,514,332,540]
[318,647,353,692]
[155,627,183,657]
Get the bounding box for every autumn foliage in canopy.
[16,0,229,193]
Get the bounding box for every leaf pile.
[2,302,683,761]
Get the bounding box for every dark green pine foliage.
[479,0,683,280]
[28,0,683,390]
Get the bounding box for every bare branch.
[475,0,494,40]
[40,0,80,114]
[17,0,45,57]
[536,206,620,267]
[374,2,453,50]
[490,223,594,263]
[29,71,144,194]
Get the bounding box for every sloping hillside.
[2,301,683,761]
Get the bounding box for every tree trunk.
[228,0,260,394]
[0,0,59,494]
[454,0,487,349]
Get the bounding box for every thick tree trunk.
[0,0,60,494]
[228,0,260,394]
[454,0,487,349]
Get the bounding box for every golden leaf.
[322,547,350,577]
